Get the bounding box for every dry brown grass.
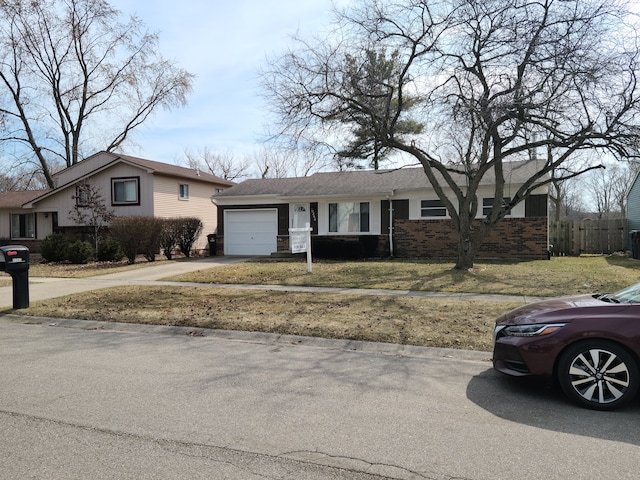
[9,254,640,351]
[26,257,177,278]
[22,286,522,351]
[167,255,640,297]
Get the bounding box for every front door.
[291,203,310,229]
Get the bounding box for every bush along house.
[211,160,549,259]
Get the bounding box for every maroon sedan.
[493,283,640,410]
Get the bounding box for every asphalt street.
[0,257,639,478]
[1,316,639,480]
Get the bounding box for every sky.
[106,0,342,166]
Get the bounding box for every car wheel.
[557,340,639,410]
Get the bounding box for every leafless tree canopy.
[182,147,252,182]
[250,146,330,178]
[584,163,632,219]
[262,0,640,268]
[0,0,194,188]
[180,145,331,180]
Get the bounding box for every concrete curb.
[0,313,493,364]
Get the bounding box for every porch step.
[270,250,299,258]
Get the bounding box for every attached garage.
[224,209,278,255]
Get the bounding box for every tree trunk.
[454,214,476,270]
[37,153,55,189]
[454,233,475,270]
[454,220,488,271]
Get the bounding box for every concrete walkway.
[0,256,546,310]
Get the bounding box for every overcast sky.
[105,0,341,166]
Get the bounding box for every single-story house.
[212,160,549,259]
[0,151,234,252]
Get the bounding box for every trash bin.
[0,245,30,309]
[207,234,217,256]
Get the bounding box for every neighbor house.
[626,168,640,255]
[212,160,549,259]
[0,151,235,252]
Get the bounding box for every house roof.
[216,160,549,199]
[0,189,51,208]
[15,151,236,207]
[114,153,235,186]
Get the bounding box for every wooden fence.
[549,219,628,256]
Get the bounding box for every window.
[329,202,370,233]
[525,194,548,217]
[111,177,139,205]
[421,199,447,217]
[179,184,189,199]
[75,183,90,206]
[483,197,511,216]
[11,213,35,239]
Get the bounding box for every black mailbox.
[0,245,29,272]
[0,245,30,309]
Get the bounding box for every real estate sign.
[289,224,313,273]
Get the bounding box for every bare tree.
[262,0,640,269]
[0,0,194,188]
[548,154,595,221]
[68,181,115,252]
[181,147,251,182]
[585,162,631,219]
[181,145,329,180]
[549,176,587,220]
[0,155,48,191]
[251,146,330,178]
[251,149,291,179]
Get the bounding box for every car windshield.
[612,283,640,303]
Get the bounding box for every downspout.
[387,193,394,257]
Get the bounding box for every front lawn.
[166,255,640,297]
[21,286,522,352]
[10,255,640,352]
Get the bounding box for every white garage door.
[224,209,278,255]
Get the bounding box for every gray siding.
[626,173,640,247]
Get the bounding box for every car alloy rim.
[568,348,631,404]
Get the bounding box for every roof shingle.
[0,189,51,208]
[216,160,548,198]
[116,153,235,186]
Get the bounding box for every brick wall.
[0,239,41,253]
[393,217,548,260]
[219,217,548,260]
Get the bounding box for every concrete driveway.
[0,256,254,309]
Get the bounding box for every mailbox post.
[0,245,30,309]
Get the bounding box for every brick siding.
[219,217,548,260]
[393,217,548,260]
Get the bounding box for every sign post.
[289,223,313,273]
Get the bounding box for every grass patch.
[10,255,640,352]
[167,255,640,297]
[21,286,522,351]
[25,257,186,278]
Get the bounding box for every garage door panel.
[225,210,278,255]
